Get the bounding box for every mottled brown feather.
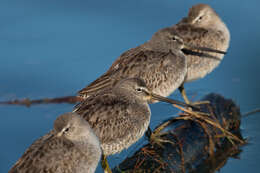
[78,44,187,99]
[75,87,151,155]
[9,133,89,173]
[9,113,101,173]
[172,3,230,82]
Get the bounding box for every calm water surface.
[0,0,260,172]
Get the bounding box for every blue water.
[1,0,260,172]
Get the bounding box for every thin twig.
[173,104,245,144]
[0,96,83,107]
[242,108,260,118]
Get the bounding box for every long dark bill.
[185,44,227,54]
[150,93,199,110]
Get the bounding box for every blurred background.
[0,0,259,172]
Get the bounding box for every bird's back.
[173,21,230,82]
[78,45,187,98]
[9,132,92,173]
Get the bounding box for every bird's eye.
[172,37,177,41]
[136,88,143,92]
[198,16,203,21]
[64,127,70,133]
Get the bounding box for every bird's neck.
[209,19,230,42]
[73,133,101,173]
[142,40,168,53]
[217,21,230,43]
[74,132,101,159]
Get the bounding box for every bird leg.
[179,84,191,104]
[178,84,210,106]
[101,155,112,173]
[145,126,152,138]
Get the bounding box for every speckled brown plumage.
[74,78,189,156]
[78,27,188,99]
[9,113,101,173]
[173,3,230,82]
[74,78,152,155]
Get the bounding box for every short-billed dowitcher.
[78,27,225,101]
[73,78,194,173]
[9,113,101,173]
[172,3,230,103]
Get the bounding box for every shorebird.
[78,27,225,102]
[9,113,101,173]
[73,78,194,173]
[172,3,230,104]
